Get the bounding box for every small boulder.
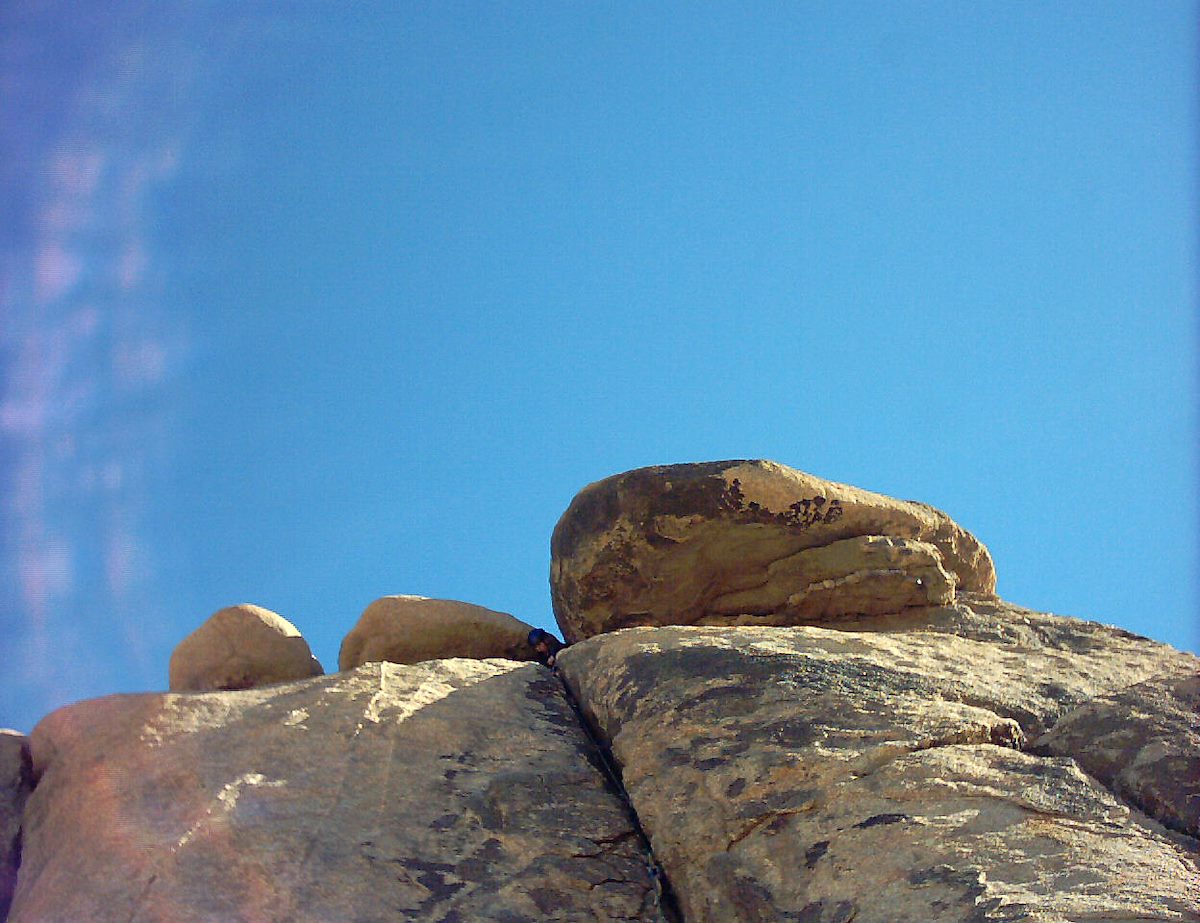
[338,596,538,671]
[169,604,323,692]
[551,459,996,642]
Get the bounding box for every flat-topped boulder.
[169,604,323,692]
[551,460,996,641]
[338,595,538,670]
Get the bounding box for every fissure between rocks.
[551,668,683,923]
[1029,701,1200,846]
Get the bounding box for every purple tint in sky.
[2,3,205,725]
[2,2,1196,734]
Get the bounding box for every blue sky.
[2,2,1196,733]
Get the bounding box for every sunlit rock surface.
[11,661,661,923]
[168,604,323,692]
[7,463,1198,923]
[557,605,1200,923]
[339,596,539,670]
[551,460,996,642]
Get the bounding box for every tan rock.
[1,730,32,921]
[12,661,663,923]
[550,460,996,641]
[338,595,538,671]
[1034,666,1200,837]
[556,604,1199,923]
[168,604,323,692]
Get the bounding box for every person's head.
[528,628,551,651]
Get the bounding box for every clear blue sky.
[2,2,1196,733]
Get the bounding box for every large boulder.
[556,601,1200,923]
[338,595,538,670]
[1034,666,1200,838]
[169,604,323,692]
[1,731,32,922]
[551,460,996,642]
[11,661,664,923]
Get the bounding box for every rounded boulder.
[338,596,539,671]
[169,604,324,692]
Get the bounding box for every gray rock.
[550,460,996,642]
[1035,666,1200,838]
[557,614,1200,923]
[1,731,32,923]
[12,661,663,923]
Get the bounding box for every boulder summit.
[3,461,1196,922]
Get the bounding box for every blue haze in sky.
[1,2,1196,733]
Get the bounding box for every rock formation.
[12,661,664,922]
[556,608,1199,922]
[168,604,323,692]
[0,732,31,922]
[4,461,1197,923]
[551,460,995,643]
[339,596,539,670]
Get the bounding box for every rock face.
[1,732,31,922]
[168,604,323,692]
[556,603,1200,923]
[551,460,996,642]
[12,661,664,923]
[1034,666,1200,838]
[339,595,538,671]
[6,463,1197,923]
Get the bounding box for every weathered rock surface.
[793,592,1198,737]
[10,454,1198,922]
[551,460,996,642]
[557,607,1200,923]
[1034,666,1200,838]
[12,660,663,923]
[168,604,323,692]
[338,595,538,670]
[1,731,32,922]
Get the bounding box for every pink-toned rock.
[1,730,32,921]
[10,661,661,923]
[338,596,538,670]
[168,604,323,692]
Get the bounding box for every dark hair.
[528,628,550,645]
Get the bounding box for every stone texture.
[551,460,996,642]
[1034,666,1200,838]
[1,731,32,923]
[12,660,663,923]
[793,592,1197,736]
[338,595,539,671]
[168,604,322,692]
[557,608,1200,923]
